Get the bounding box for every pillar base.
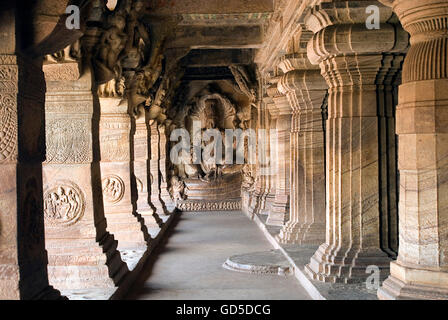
[378,261,448,300]
[305,243,391,283]
[46,234,128,290]
[105,211,148,249]
[277,221,325,245]
[266,202,289,226]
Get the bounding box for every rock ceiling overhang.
[142,0,274,49]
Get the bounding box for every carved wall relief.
[99,120,130,161]
[0,93,18,162]
[102,175,125,204]
[45,118,92,164]
[0,62,18,163]
[43,181,85,227]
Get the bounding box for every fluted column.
[266,84,291,226]
[378,0,448,299]
[276,64,327,244]
[42,55,127,291]
[304,1,408,283]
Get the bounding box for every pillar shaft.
[378,0,448,299]
[99,98,147,251]
[266,90,291,226]
[133,114,163,230]
[277,69,327,244]
[149,122,168,216]
[303,1,407,283]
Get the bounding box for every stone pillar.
[99,97,147,254]
[266,86,291,226]
[303,1,408,283]
[0,53,61,300]
[149,121,168,217]
[245,96,271,217]
[133,112,163,234]
[0,6,62,299]
[276,60,327,244]
[42,57,127,291]
[158,124,176,214]
[378,0,448,299]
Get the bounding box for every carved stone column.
[0,54,61,300]
[378,0,448,299]
[266,85,291,226]
[99,97,147,254]
[42,57,127,291]
[276,56,327,244]
[303,1,408,283]
[158,124,176,214]
[0,7,61,299]
[133,112,163,234]
[245,95,272,217]
[149,121,168,217]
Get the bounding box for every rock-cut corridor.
[127,212,311,300]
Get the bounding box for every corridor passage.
[129,211,311,300]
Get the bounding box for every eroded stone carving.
[0,93,18,162]
[45,118,92,164]
[43,181,85,227]
[102,174,125,204]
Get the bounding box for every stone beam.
[166,26,264,49]
[182,49,254,67]
[147,0,274,15]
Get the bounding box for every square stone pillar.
[158,124,176,214]
[0,52,61,300]
[99,97,147,254]
[42,59,127,291]
[133,112,163,233]
[378,0,448,299]
[149,121,168,217]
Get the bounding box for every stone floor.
[128,211,311,300]
[252,214,379,300]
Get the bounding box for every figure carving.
[102,175,125,204]
[169,175,186,202]
[43,182,85,227]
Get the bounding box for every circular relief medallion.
[102,175,125,204]
[43,181,85,227]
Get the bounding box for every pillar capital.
[277,69,327,96]
[305,1,408,65]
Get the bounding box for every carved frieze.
[43,181,85,227]
[45,118,92,164]
[177,200,241,212]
